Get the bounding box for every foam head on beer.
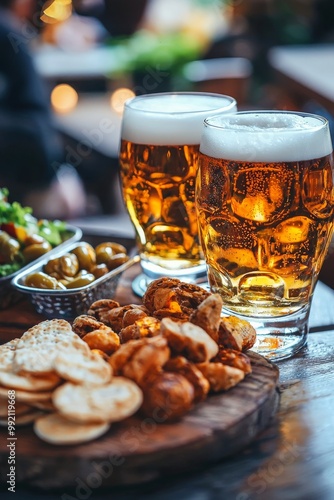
[122,93,237,146]
[200,111,333,162]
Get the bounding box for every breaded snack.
[119,316,161,343]
[103,304,148,333]
[72,315,111,338]
[160,318,219,362]
[218,316,257,352]
[87,299,120,324]
[189,293,223,343]
[213,348,252,374]
[121,336,170,386]
[164,356,210,403]
[82,329,120,355]
[196,362,245,392]
[141,372,195,421]
[143,277,210,319]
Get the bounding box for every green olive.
[95,246,114,265]
[106,253,129,270]
[0,230,21,263]
[65,273,96,289]
[71,243,96,271]
[58,253,79,277]
[92,263,109,279]
[24,234,46,247]
[44,257,60,276]
[95,242,127,256]
[22,241,52,263]
[24,272,63,289]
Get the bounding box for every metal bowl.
[0,225,82,310]
[11,241,140,319]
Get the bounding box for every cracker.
[0,386,53,403]
[13,336,90,375]
[54,349,112,385]
[0,398,31,417]
[0,339,19,372]
[53,377,143,423]
[0,371,61,392]
[0,409,45,427]
[34,413,110,445]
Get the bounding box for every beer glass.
[196,110,334,361]
[119,92,237,295]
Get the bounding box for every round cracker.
[0,371,61,392]
[54,349,112,385]
[0,386,53,403]
[0,339,19,372]
[12,336,90,375]
[0,398,31,417]
[0,409,45,427]
[53,377,143,423]
[34,413,110,445]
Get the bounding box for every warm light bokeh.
[110,88,135,115]
[51,84,78,114]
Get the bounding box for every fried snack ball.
[218,316,257,352]
[87,299,120,324]
[121,336,170,387]
[164,356,210,404]
[122,308,148,328]
[119,316,161,343]
[160,318,218,363]
[140,371,195,422]
[104,304,149,333]
[196,362,245,392]
[82,329,120,355]
[189,293,223,343]
[143,277,210,319]
[72,315,111,338]
[213,348,252,375]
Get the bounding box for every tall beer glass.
[119,92,237,295]
[196,110,334,360]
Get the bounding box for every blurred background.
[0,0,333,219]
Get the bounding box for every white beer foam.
[121,94,237,145]
[200,112,333,162]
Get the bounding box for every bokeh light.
[110,88,135,115]
[51,84,78,114]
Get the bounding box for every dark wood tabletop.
[1,243,334,499]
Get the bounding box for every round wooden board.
[0,352,279,490]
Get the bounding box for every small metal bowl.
[11,242,140,319]
[0,225,82,310]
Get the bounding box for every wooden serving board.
[0,352,279,491]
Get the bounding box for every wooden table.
[268,44,334,115]
[1,247,334,499]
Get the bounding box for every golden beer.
[119,92,237,277]
[196,111,334,360]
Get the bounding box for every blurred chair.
[182,57,253,107]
